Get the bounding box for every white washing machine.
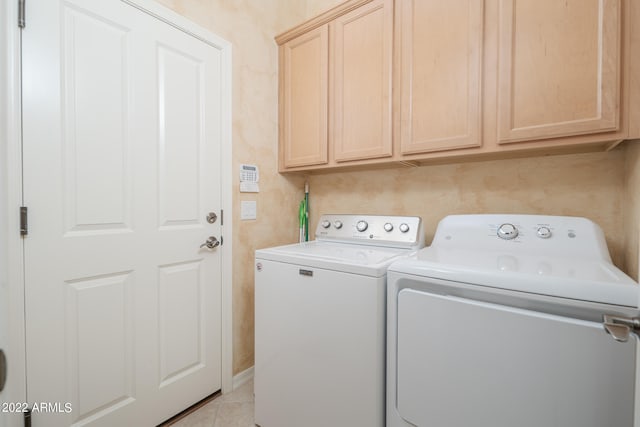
[387,214,640,427]
[255,214,424,427]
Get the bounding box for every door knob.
[200,236,220,249]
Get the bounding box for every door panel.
[497,0,621,143]
[158,45,203,228]
[23,1,224,425]
[63,6,132,234]
[158,260,204,385]
[280,26,329,168]
[331,0,393,162]
[398,0,483,154]
[67,273,135,421]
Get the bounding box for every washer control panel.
[315,214,424,249]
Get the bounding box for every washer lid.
[389,247,638,307]
[256,241,413,277]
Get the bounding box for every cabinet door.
[280,26,328,168]
[331,0,393,162]
[498,0,621,144]
[398,0,484,155]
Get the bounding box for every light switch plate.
[241,201,257,220]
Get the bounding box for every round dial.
[384,223,394,232]
[356,220,368,232]
[497,223,518,240]
[333,220,343,229]
[399,223,410,233]
[321,220,331,229]
[536,226,552,239]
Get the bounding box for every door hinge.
[603,314,640,343]
[221,209,224,226]
[0,349,6,392]
[18,0,26,28]
[220,236,223,246]
[20,206,28,236]
[23,408,32,427]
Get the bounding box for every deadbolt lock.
[206,212,217,224]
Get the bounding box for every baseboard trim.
[232,366,254,390]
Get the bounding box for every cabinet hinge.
[18,0,25,28]
[20,206,28,236]
[603,314,640,343]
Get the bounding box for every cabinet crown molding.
[275,0,374,45]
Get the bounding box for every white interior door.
[22,1,226,425]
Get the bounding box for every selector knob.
[536,226,552,239]
[356,220,368,232]
[497,223,518,240]
[334,220,343,229]
[384,223,394,232]
[399,223,410,233]
[321,220,331,229]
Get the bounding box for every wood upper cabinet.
[497,0,621,144]
[280,25,329,169]
[277,0,637,172]
[397,0,484,155]
[331,0,393,162]
[277,0,392,170]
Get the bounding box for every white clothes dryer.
[255,214,424,427]
[387,214,639,427]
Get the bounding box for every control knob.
[497,223,518,240]
[536,226,552,239]
[356,220,368,232]
[321,220,331,229]
[399,223,410,233]
[334,220,343,229]
[384,223,394,232]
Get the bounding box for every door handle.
[603,314,640,342]
[200,236,220,250]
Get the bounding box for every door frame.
[2,0,27,426]
[2,3,233,426]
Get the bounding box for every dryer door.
[395,289,636,427]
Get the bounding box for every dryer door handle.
[603,314,640,342]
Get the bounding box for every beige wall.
[308,150,628,270]
[154,0,309,375]
[624,141,640,281]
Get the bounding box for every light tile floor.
[169,380,255,427]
